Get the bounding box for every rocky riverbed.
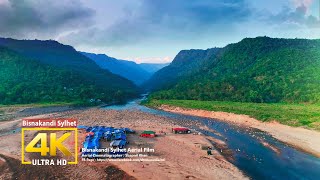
[0,107,247,180]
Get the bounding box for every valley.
[1,36,320,179]
[81,52,168,85]
[1,0,320,179]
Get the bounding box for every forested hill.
[143,48,221,91]
[151,37,320,103]
[0,38,137,90]
[0,39,139,105]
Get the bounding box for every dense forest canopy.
[0,38,137,90]
[0,43,138,105]
[143,48,221,91]
[150,37,320,103]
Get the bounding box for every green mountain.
[0,39,138,105]
[144,48,221,91]
[0,38,137,90]
[150,37,320,103]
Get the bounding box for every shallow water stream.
[104,99,320,180]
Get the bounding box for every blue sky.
[0,0,319,63]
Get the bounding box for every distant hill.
[144,48,221,91]
[81,52,151,85]
[150,37,320,103]
[0,38,138,104]
[139,63,169,74]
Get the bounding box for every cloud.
[0,0,95,39]
[293,0,314,8]
[267,3,320,28]
[139,0,251,29]
[131,56,173,64]
[1,0,318,63]
[59,0,252,47]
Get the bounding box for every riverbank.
[156,104,320,158]
[0,108,248,179]
[69,109,248,179]
[144,100,320,130]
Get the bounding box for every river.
[104,99,320,180]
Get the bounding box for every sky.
[0,0,319,63]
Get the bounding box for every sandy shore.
[158,105,320,158]
[0,108,248,180]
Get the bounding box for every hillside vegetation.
[145,99,320,130]
[143,48,221,91]
[150,37,320,103]
[0,45,137,105]
[0,38,138,91]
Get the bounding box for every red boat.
[140,130,156,138]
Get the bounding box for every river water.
[103,99,320,180]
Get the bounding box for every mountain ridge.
[81,51,170,85]
[80,52,152,85]
[0,38,139,104]
[144,48,221,91]
[150,37,320,103]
